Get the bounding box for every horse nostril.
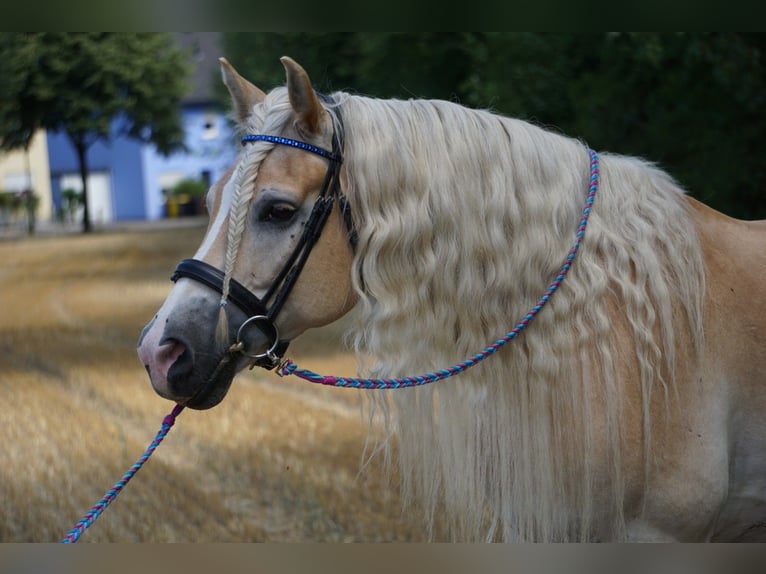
[162,339,193,385]
[158,338,185,364]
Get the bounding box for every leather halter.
[171,113,355,370]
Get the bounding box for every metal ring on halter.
[236,315,281,361]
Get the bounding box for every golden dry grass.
[0,221,432,542]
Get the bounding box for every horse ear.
[281,56,327,136]
[219,57,266,124]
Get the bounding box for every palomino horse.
[138,56,766,542]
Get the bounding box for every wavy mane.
[137,58,765,543]
[319,93,705,541]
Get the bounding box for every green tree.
[584,33,766,219]
[462,33,766,219]
[221,33,360,96]
[219,33,766,219]
[0,33,191,232]
[221,32,479,101]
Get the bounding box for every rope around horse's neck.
[277,148,600,389]
[61,148,598,543]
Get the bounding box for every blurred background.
[0,33,763,544]
[221,32,765,221]
[1,32,764,240]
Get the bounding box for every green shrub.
[168,178,208,198]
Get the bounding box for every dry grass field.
[0,220,435,542]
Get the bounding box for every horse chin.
[148,347,242,411]
[184,376,235,410]
[182,359,239,410]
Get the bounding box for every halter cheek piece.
[171,109,355,370]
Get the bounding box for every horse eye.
[260,203,296,223]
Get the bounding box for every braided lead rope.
[59,148,598,542]
[61,404,185,543]
[278,148,600,389]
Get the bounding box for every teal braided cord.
[61,403,184,543]
[279,149,600,389]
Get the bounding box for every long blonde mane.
[237,88,706,541]
[333,94,705,541]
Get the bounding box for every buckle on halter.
[248,350,283,371]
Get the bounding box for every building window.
[201,113,218,140]
[3,172,32,192]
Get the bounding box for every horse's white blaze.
[195,173,236,263]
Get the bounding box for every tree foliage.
[0,33,191,231]
[222,33,766,220]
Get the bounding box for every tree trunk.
[74,139,92,233]
[24,144,35,235]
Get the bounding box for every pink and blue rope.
[278,148,600,389]
[61,148,598,542]
[61,403,185,543]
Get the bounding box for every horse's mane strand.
[253,88,706,541]
[215,89,294,348]
[334,93,704,542]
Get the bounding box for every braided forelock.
[215,90,294,349]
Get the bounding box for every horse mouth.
[145,335,242,411]
[183,353,241,410]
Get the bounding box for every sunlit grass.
[0,224,431,542]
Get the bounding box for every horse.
[137,56,766,542]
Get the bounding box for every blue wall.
[142,104,236,220]
[46,106,236,221]
[47,118,146,221]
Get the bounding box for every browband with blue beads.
[241,134,341,163]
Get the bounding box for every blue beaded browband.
[241,134,342,163]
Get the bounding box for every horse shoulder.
[685,195,766,541]
[686,195,766,385]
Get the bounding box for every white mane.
[332,94,705,541]
[243,88,706,541]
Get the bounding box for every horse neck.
[339,94,588,228]
[338,95,592,362]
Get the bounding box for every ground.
[0,219,432,542]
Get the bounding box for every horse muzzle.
[170,258,291,370]
[137,259,290,410]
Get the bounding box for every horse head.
[137,57,356,409]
